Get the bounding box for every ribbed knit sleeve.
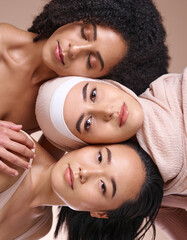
[156,207,187,240]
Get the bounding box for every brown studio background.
[0,0,186,239]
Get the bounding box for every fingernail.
[27,164,31,169]
[12,171,18,176]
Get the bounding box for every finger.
[0,160,18,176]
[0,120,22,131]
[8,129,34,149]
[0,149,31,169]
[4,139,35,159]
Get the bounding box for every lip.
[64,164,74,189]
[118,103,128,127]
[54,41,65,64]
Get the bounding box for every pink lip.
[64,164,74,189]
[118,103,128,127]
[55,41,64,64]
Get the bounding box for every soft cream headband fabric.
[36,76,123,151]
[50,77,87,143]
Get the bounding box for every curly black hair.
[29,0,169,95]
[54,140,164,240]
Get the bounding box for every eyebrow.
[111,178,116,198]
[82,82,88,100]
[92,24,104,71]
[106,147,117,198]
[75,83,89,134]
[76,114,84,134]
[106,147,111,164]
[96,51,104,71]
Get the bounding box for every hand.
[0,120,35,176]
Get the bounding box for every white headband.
[50,76,114,143]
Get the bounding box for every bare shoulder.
[0,23,21,34]
[0,23,25,43]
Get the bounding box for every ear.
[90,211,109,219]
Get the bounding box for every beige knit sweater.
[135,68,187,239]
[136,68,187,198]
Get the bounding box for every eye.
[81,27,87,40]
[101,180,106,194]
[98,151,102,163]
[81,25,92,41]
[84,116,92,131]
[90,88,96,102]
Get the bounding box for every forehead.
[109,144,145,204]
[96,25,127,70]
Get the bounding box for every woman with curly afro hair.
[29,0,169,95]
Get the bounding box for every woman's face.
[51,144,145,214]
[64,81,143,143]
[42,22,126,78]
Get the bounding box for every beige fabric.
[162,195,187,210]
[156,207,187,240]
[137,69,187,197]
[36,77,87,152]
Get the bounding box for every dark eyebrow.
[82,82,89,100]
[96,51,104,71]
[105,147,116,198]
[106,147,111,164]
[91,24,104,71]
[111,178,117,198]
[76,114,84,134]
[75,83,89,134]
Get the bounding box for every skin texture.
[0,138,145,239]
[0,121,34,175]
[52,144,145,213]
[0,22,126,175]
[64,80,144,143]
[0,0,169,177]
[42,22,127,78]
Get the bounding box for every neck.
[29,142,66,207]
[28,39,58,85]
[13,29,58,84]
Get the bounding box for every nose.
[68,42,92,59]
[79,167,103,184]
[90,105,114,122]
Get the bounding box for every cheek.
[66,61,86,73]
[96,122,116,135]
[69,188,101,211]
[84,123,115,143]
